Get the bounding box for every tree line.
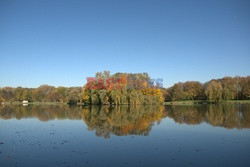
[164,76,250,102]
[0,85,83,104]
[0,73,249,104]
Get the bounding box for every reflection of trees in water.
[165,104,250,129]
[82,106,164,138]
[0,105,164,138]
[0,104,250,138]
[164,105,205,125]
[0,105,83,121]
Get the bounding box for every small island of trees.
[82,71,164,105]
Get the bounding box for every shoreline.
[1,100,250,106]
[164,100,250,105]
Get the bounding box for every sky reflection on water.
[0,104,250,167]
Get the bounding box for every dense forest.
[82,71,164,105]
[0,85,83,104]
[0,71,164,105]
[0,71,249,105]
[164,76,250,102]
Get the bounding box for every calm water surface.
[0,104,250,167]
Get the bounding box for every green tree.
[205,81,223,102]
[240,76,250,100]
[169,83,186,101]
[220,77,237,100]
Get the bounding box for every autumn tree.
[205,81,223,102]
[183,81,204,100]
[82,71,164,105]
[0,87,16,102]
[219,77,237,100]
[168,83,186,101]
[0,96,5,104]
[67,87,82,105]
[240,76,250,100]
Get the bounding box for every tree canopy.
[164,76,250,102]
[82,71,164,105]
[0,74,249,104]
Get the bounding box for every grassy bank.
[164,100,207,105]
[164,100,250,105]
[222,100,250,104]
[1,101,68,105]
[2,100,250,106]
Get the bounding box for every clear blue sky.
[0,0,249,88]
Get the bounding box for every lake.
[0,104,250,167]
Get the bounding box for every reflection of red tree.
[81,106,164,137]
[120,109,163,135]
